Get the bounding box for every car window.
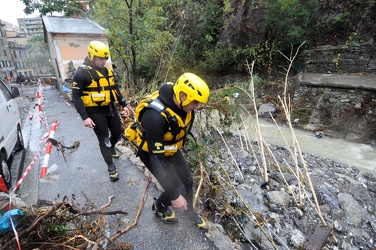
[0,81,12,101]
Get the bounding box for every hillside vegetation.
[22,0,376,86]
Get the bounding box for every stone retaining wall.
[303,43,376,73]
[293,83,376,144]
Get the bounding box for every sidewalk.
[299,72,376,90]
[18,86,225,250]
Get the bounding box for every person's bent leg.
[172,151,209,231]
[138,150,179,223]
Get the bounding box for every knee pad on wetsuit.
[99,137,112,148]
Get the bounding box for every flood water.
[241,118,376,176]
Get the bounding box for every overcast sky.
[0,0,39,26]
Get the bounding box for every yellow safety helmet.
[88,41,110,61]
[173,73,210,107]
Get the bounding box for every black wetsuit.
[72,57,126,168]
[138,84,195,213]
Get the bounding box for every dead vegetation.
[1,177,151,250]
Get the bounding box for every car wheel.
[15,126,25,152]
[0,151,11,189]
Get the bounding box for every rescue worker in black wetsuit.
[72,41,131,181]
[135,73,210,231]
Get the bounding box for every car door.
[0,80,19,158]
[0,89,5,149]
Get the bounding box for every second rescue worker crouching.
[72,41,131,182]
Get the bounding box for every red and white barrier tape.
[40,120,60,178]
[11,147,45,194]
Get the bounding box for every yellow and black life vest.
[80,65,119,107]
[124,90,193,156]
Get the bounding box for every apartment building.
[0,21,18,81]
[18,17,44,36]
[0,17,54,82]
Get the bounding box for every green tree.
[25,35,54,76]
[21,0,87,16]
[266,0,318,49]
[92,0,187,89]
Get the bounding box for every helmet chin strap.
[177,92,186,109]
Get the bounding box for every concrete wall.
[45,32,112,90]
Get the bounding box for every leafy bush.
[266,0,318,49]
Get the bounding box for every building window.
[3,50,7,56]
[13,51,17,58]
[0,61,4,68]
[5,61,11,67]
[19,51,22,58]
[15,62,21,70]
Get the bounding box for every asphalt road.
[10,83,37,193]
[12,84,218,250]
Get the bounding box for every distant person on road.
[127,73,210,231]
[62,79,72,93]
[72,41,131,181]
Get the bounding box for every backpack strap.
[148,99,182,140]
[184,110,196,147]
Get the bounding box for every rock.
[331,208,345,220]
[338,193,366,226]
[257,103,276,117]
[371,221,376,233]
[290,229,305,248]
[317,188,340,210]
[237,188,268,212]
[333,220,343,232]
[267,190,290,206]
[205,222,242,250]
[304,224,332,250]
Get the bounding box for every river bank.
[192,117,376,249]
[118,112,375,249]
